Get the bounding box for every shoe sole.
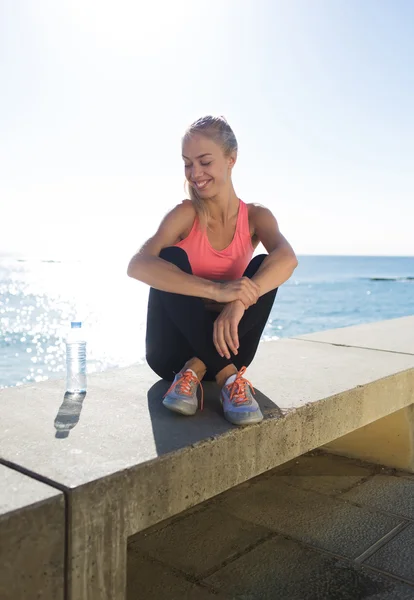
[162,397,197,416]
[223,411,264,426]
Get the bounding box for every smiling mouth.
[193,179,212,190]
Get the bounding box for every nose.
[190,164,204,180]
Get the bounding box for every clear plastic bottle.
[65,321,87,394]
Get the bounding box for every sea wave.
[365,277,414,282]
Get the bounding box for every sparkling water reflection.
[1,255,413,388]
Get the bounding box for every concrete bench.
[294,316,414,471]
[0,316,413,600]
[0,465,65,600]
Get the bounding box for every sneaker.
[220,366,263,426]
[162,369,203,416]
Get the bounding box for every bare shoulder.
[246,202,278,236]
[152,199,196,243]
[247,202,276,221]
[137,200,196,257]
[167,200,196,238]
[177,198,197,215]
[159,199,195,227]
[245,202,295,255]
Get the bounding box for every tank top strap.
[237,200,251,238]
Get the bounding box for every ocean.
[0,255,413,389]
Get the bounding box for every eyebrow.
[182,153,212,160]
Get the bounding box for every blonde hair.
[182,115,238,227]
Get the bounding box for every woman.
[127,116,298,426]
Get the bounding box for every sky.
[1,0,413,259]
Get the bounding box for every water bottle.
[65,321,87,394]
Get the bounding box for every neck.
[205,184,239,224]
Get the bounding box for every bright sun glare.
[65,0,195,55]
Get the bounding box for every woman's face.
[182,133,236,198]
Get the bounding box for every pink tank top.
[175,200,254,281]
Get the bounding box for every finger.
[216,321,230,359]
[238,284,252,307]
[240,292,251,310]
[224,322,237,355]
[242,280,258,304]
[230,319,239,350]
[245,278,260,301]
[245,277,260,293]
[245,288,256,307]
[213,321,223,356]
[248,284,260,303]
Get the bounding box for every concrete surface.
[294,315,414,355]
[128,452,414,600]
[303,316,414,468]
[341,474,414,519]
[0,465,65,600]
[0,317,413,599]
[324,405,414,470]
[216,476,402,559]
[365,525,414,584]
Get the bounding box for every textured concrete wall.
[0,316,412,599]
[0,466,65,600]
[295,315,414,472]
[323,404,414,471]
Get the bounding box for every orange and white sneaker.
[220,367,263,426]
[162,369,203,416]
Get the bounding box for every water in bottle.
[66,321,87,394]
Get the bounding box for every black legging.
[145,247,278,381]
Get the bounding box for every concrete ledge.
[0,465,65,600]
[294,315,414,355]
[323,404,414,470]
[295,315,414,469]
[1,317,413,599]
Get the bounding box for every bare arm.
[250,205,298,296]
[127,203,260,306]
[127,203,217,299]
[212,205,297,359]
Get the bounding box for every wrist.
[233,299,246,310]
[206,280,220,302]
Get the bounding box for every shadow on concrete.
[147,380,283,456]
[53,392,86,438]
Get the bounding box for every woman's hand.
[213,300,245,358]
[214,278,260,309]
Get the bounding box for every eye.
[201,161,212,166]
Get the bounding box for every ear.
[228,151,237,170]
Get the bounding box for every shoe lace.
[164,370,204,410]
[228,366,255,406]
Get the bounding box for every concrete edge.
[71,366,414,532]
[290,336,414,357]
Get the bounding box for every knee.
[159,247,192,274]
[244,254,267,278]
